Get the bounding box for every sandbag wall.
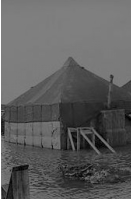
[4,104,61,149]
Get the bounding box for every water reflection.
[1,137,131,198]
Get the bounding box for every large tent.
[5,57,131,149]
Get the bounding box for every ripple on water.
[1,137,131,199]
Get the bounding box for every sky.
[1,0,131,104]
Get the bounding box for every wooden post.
[92,128,116,153]
[82,136,86,149]
[2,165,30,199]
[67,133,70,150]
[107,74,114,109]
[80,131,101,155]
[68,129,75,151]
[77,128,80,151]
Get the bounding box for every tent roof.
[122,80,131,95]
[8,57,131,106]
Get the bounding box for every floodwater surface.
[1,137,131,198]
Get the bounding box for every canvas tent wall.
[5,57,131,149]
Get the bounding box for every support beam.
[92,128,116,153]
[82,136,86,149]
[92,133,95,146]
[80,131,101,155]
[68,127,77,132]
[68,129,75,151]
[78,127,92,130]
[79,128,93,135]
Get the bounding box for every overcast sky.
[2,0,131,104]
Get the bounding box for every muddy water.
[1,137,131,198]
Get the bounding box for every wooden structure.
[100,109,127,146]
[1,165,30,199]
[67,127,116,154]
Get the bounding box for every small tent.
[5,57,131,149]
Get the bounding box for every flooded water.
[1,136,131,199]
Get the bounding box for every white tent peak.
[63,57,80,67]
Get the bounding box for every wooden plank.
[77,128,80,151]
[68,127,77,132]
[6,177,13,199]
[79,127,92,149]
[80,131,101,155]
[1,184,9,199]
[79,128,92,134]
[82,135,86,149]
[12,165,30,199]
[4,165,30,199]
[78,127,92,130]
[83,131,92,135]
[68,129,75,151]
[92,128,116,153]
[92,133,95,146]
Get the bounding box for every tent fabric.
[5,104,60,123]
[5,107,10,121]
[33,105,42,122]
[5,57,131,124]
[10,106,17,122]
[25,105,33,122]
[18,106,25,123]
[111,100,131,112]
[7,57,131,106]
[41,104,60,122]
[122,80,131,95]
[60,102,105,128]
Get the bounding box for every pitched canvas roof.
[122,80,131,95]
[8,57,131,106]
